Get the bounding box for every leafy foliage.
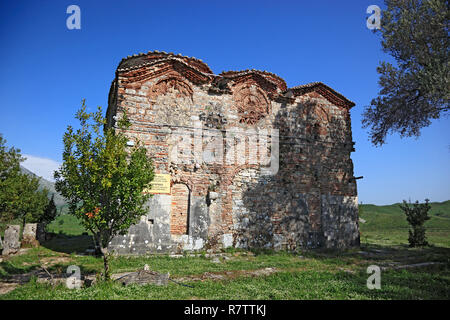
[54,100,155,279]
[40,195,58,227]
[362,0,449,145]
[0,134,49,229]
[13,173,49,227]
[0,134,23,223]
[399,199,431,247]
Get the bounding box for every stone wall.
[106,51,360,254]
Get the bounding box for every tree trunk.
[91,235,102,256]
[95,232,112,281]
[100,246,111,281]
[21,216,26,240]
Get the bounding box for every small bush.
[399,199,431,247]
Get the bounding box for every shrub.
[399,199,431,247]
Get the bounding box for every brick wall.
[170,183,189,235]
[106,51,360,254]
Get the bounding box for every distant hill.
[360,200,450,219]
[19,165,67,208]
[359,200,450,247]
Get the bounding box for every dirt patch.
[0,283,19,295]
[0,248,30,260]
[0,259,96,295]
[39,256,73,267]
[0,269,48,296]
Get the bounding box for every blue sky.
[0,0,448,205]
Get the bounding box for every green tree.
[54,100,155,280]
[362,0,449,146]
[0,134,23,224]
[14,173,49,232]
[399,199,431,247]
[0,134,48,231]
[40,195,58,228]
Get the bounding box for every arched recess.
[232,83,270,125]
[148,75,195,126]
[148,76,194,101]
[170,183,191,235]
[305,105,330,138]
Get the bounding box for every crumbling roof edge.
[116,50,214,75]
[219,69,287,91]
[114,51,355,108]
[287,82,355,108]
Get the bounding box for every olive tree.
[363,0,449,145]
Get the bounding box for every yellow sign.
[144,174,171,194]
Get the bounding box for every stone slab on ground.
[114,270,170,286]
[175,267,279,283]
[0,268,97,293]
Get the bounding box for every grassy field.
[46,213,88,236]
[359,200,450,247]
[0,201,449,300]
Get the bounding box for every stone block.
[222,233,233,248]
[2,225,20,255]
[208,191,218,200]
[23,223,36,240]
[117,270,169,286]
[22,223,42,247]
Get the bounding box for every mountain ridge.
[19,165,67,207]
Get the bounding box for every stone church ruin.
[106,51,360,254]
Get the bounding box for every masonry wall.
[107,52,360,254]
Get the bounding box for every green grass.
[1,246,449,300]
[1,207,83,238]
[1,200,449,300]
[4,267,449,300]
[46,214,88,236]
